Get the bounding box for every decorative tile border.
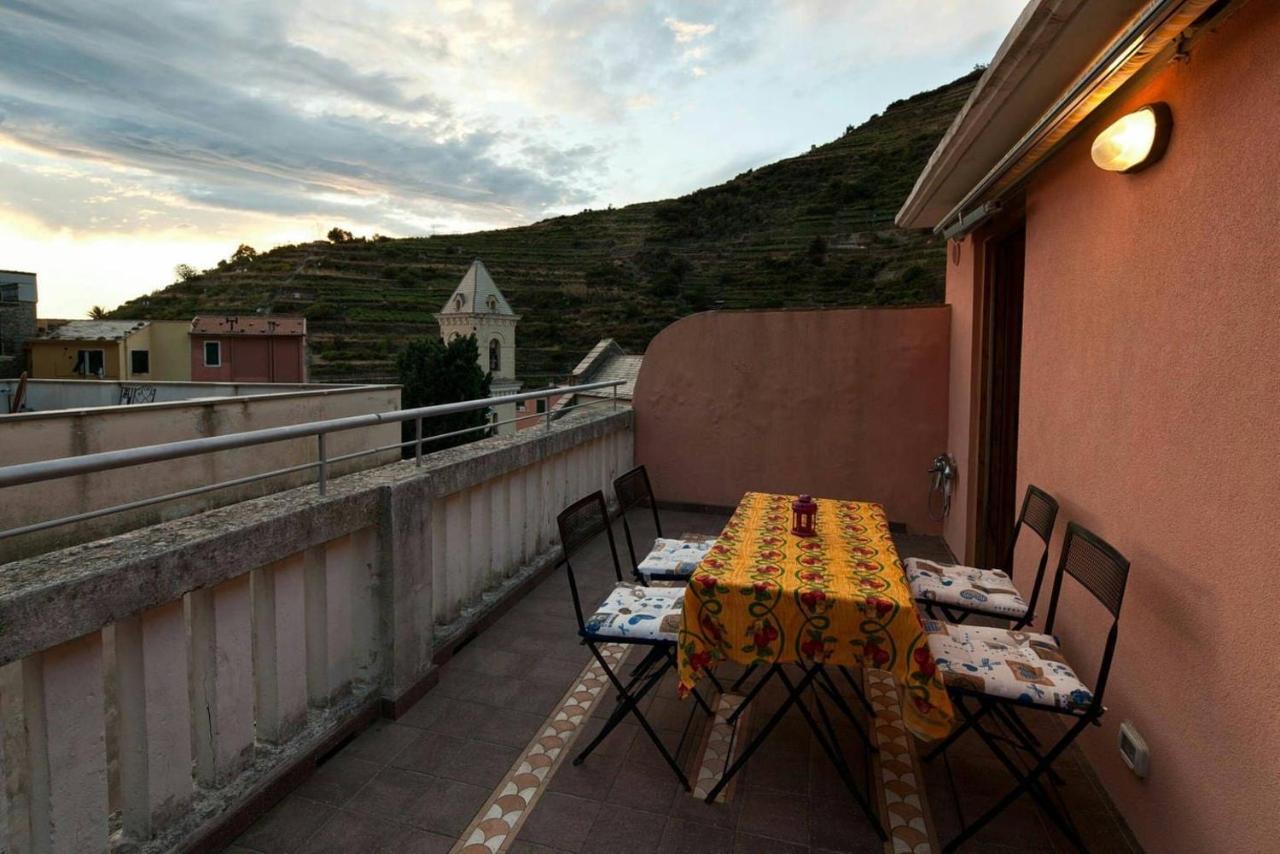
[691,693,749,802]
[866,668,939,854]
[453,644,627,854]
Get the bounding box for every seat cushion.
[922,620,1094,713]
[584,583,685,641]
[905,557,1029,619]
[637,538,713,580]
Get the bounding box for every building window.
[454,294,465,310]
[203,340,222,367]
[489,339,501,372]
[486,295,498,310]
[73,349,105,376]
[130,349,150,374]
[536,398,547,414]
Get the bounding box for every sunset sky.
[1,1,1026,317]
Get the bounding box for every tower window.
[486,295,498,310]
[489,339,501,372]
[454,294,465,310]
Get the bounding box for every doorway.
[974,217,1025,569]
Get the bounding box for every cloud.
[664,17,716,44]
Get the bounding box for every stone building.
[0,270,37,377]
[434,260,521,435]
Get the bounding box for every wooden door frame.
[968,201,1027,568]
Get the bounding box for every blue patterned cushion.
[637,538,713,580]
[905,557,1030,619]
[584,583,685,641]
[923,620,1094,713]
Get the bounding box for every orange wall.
[633,307,949,532]
[947,3,1280,850]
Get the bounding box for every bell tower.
[435,259,521,434]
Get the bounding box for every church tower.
[435,259,521,434]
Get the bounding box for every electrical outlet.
[1118,720,1149,778]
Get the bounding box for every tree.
[231,244,258,264]
[174,263,198,282]
[397,335,492,456]
[327,227,353,243]
[88,305,108,319]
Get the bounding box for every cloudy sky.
[1,0,1025,317]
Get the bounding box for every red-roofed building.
[189,315,307,382]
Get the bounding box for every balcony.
[0,308,1141,853]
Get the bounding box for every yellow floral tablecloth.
[677,492,953,741]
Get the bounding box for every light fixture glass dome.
[1090,103,1171,173]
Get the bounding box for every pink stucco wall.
[942,236,979,561]
[632,307,950,533]
[946,3,1280,850]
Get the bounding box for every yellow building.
[29,319,192,381]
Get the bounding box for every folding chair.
[905,485,1059,629]
[613,465,714,585]
[922,522,1131,853]
[556,491,718,790]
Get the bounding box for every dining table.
[675,491,955,816]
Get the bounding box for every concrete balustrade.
[0,408,632,853]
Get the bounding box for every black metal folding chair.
[906,485,1059,630]
[612,465,715,585]
[922,522,1131,853]
[557,491,718,790]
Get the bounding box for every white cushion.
[637,538,713,580]
[923,620,1094,713]
[583,583,685,641]
[905,557,1030,619]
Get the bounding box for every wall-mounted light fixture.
[1090,103,1172,173]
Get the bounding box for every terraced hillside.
[110,71,977,385]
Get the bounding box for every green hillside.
[110,71,977,385]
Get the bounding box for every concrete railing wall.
[0,408,632,853]
[0,378,363,413]
[0,384,402,563]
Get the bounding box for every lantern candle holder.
[791,494,818,537]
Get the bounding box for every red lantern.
[791,494,818,537]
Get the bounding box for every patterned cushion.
[584,583,685,641]
[905,557,1029,619]
[923,620,1094,713]
[637,538,713,580]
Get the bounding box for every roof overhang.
[897,0,1227,235]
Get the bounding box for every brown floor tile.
[604,760,683,814]
[548,749,626,800]
[296,809,401,854]
[345,767,435,822]
[580,804,669,854]
[659,818,736,854]
[419,697,548,748]
[734,787,810,847]
[345,720,421,764]
[732,831,808,854]
[392,730,521,789]
[235,795,331,853]
[666,788,744,831]
[405,774,491,837]
[294,754,382,807]
[508,841,574,854]
[380,826,455,853]
[516,791,603,852]
[806,789,885,853]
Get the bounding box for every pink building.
[189,316,307,383]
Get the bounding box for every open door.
[974,218,1025,569]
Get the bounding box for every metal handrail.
[0,380,623,490]
[0,393,623,542]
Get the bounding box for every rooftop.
[33,319,149,341]
[191,315,306,336]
